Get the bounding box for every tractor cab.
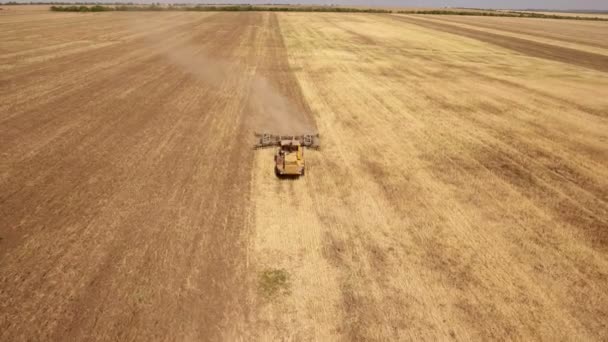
[276,139,304,176]
[280,139,302,154]
[254,133,319,177]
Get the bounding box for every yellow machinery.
[255,133,320,177]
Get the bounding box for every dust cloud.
[247,77,314,135]
[130,16,315,136]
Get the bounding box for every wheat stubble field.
[1,6,607,341]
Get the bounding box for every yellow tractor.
[255,133,320,177]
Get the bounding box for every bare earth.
[1,8,607,341]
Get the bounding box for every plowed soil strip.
[390,14,608,72]
[0,12,279,341]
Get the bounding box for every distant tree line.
[50,4,112,11]
[12,3,604,20]
[3,1,132,3]
[396,10,608,21]
[49,4,392,13]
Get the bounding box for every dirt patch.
[342,27,378,46]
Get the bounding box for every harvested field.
[391,15,608,72]
[423,15,608,50]
[1,7,608,341]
